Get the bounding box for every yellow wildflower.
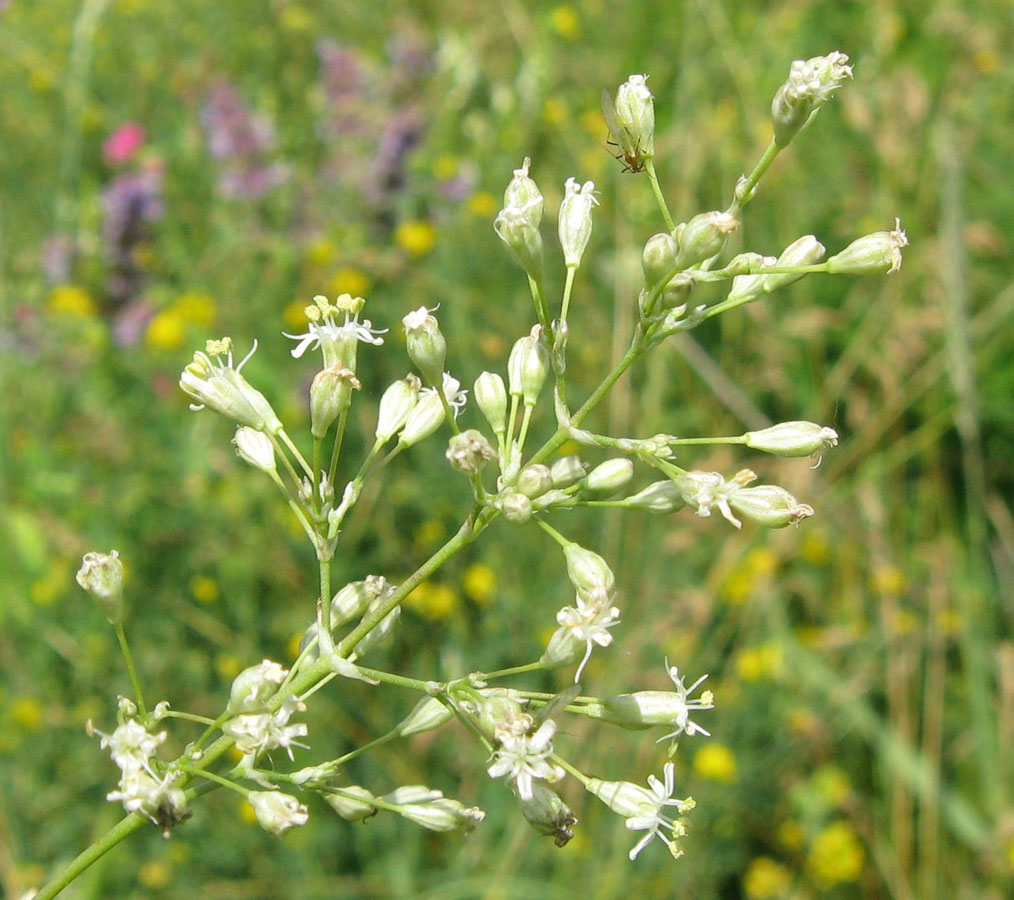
[172,291,216,327]
[743,856,792,900]
[414,519,446,547]
[806,821,865,887]
[778,819,805,851]
[215,652,242,680]
[145,309,186,350]
[330,267,371,298]
[542,98,567,125]
[405,581,459,621]
[550,5,580,39]
[11,696,44,732]
[138,861,172,890]
[871,563,907,595]
[433,155,458,180]
[463,563,496,606]
[693,742,738,784]
[47,285,96,317]
[306,236,338,266]
[190,575,219,604]
[735,642,782,681]
[467,191,497,218]
[283,300,310,331]
[395,220,436,256]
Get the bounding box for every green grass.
[1,1,1012,898]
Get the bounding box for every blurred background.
[1,1,1012,898]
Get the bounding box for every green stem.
[668,436,747,447]
[727,139,780,216]
[528,274,552,333]
[560,266,577,323]
[328,407,349,488]
[553,754,589,786]
[516,405,535,455]
[113,623,146,720]
[318,554,332,648]
[482,661,545,681]
[312,437,323,514]
[645,159,676,232]
[536,519,570,549]
[278,429,313,479]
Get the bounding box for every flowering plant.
[37,53,905,899]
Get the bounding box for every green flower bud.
[743,421,839,457]
[612,74,655,162]
[516,463,553,498]
[228,659,287,713]
[763,235,826,292]
[771,51,852,147]
[516,783,577,846]
[725,253,775,305]
[331,579,373,627]
[563,543,614,597]
[474,371,508,437]
[728,484,814,528]
[310,365,358,439]
[375,375,421,441]
[503,157,544,227]
[583,458,634,494]
[623,480,685,514]
[402,306,446,386]
[446,429,497,474]
[396,697,455,736]
[324,785,377,821]
[550,454,586,487]
[827,219,908,275]
[642,232,678,288]
[249,791,308,836]
[500,492,533,523]
[538,625,584,670]
[558,178,599,268]
[233,426,277,472]
[494,208,544,281]
[399,390,445,447]
[76,550,125,623]
[507,326,549,407]
[673,211,740,269]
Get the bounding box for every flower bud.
[516,463,553,499]
[623,480,685,514]
[532,488,571,511]
[396,697,455,736]
[233,426,276,472]
[399,390,445,447]
[538,626,584,670]
[76,550,125,623]
[324,785,377,821]
[179,338,282,433]
[499,492,533,523]
[763,235,826,292]
[558,178,598,268]
[331,580,373,628]
[310,365,358,439]
[507,326,549,407]
[384,788,485,832]
[473,690,528,738]
[563,543,614,597]
[660,273,696,311]
[771,51,852,147]
[583,458,634,494]
[613,74,655,162]
[402,306,447,386]
[228,659,287,713]
[827,219,908,274]
[375,375,421,441]
[673,211,740,269]
[728,485,814,528]
[446,430,497,474]
[503,157,544,227]
[516,782,578,846]
[474,371,508,437]
[551,454,586,487]
[743,421,839,457]
[248,791,309,836]
[494,208,544,281]
[642,232,678,288]
[352,601,401,658]
[724,253,775,305]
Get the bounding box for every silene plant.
[39,52,906,898]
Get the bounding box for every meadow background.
[1,1,1012,898]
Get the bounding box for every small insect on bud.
[248,791,309,836]
[583,458,634,495]
[310,365,359,439]
[76,550,125,623]
[606,74,655,171]
[673,211,740,269]
[446,430,497,474]
[743,421,839,457]
[375,375,421,442]
[558,177,599,268]
[763,235,826,292]
[771,51,853,147]
[728,484,815,528]
[500,491,533,523]
[507,325,550,407]
[402,306,447,386]
[642,232,678,289]
[502,157,544,227]
[623,480,686,514]
[516,463,553,499]
[474,371,508,438]
[516,782,578,847]
[827,219,908,275]
[233,426,277,472]
[551,454,586,488]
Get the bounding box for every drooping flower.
[487,719,565,801]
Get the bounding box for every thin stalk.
[516,405,535,455]
[645,159,675,232]
[482,661,545,681]
[113,623,146,720]
[528,274,552,333]
[560,266,577,323]
[328,407,349,488]
[318,555,332,649]
[726,139,780,216]
[312,437,323,513]
[278,429,313,478]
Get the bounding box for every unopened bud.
[228,659,287,713]
[728,485,814,528]
[507,326,549,407]
[613,74,655,162]
[827,219,908,274]
[563,543,614,596]
[516,464,553,498]
[503,157,544,227]
[583,458,634,494]
[494,208,544,281]
[743,421,839,457]
[76,550,125,623]
[725,253,775,305]
[474,690,528,738]
[559,178,598,268]
[673,211,740,269]
[538,626,584,670]
[249,791,308,836]
[474,371,508,437]
[402,306,447,385]
[310,365,358,438]
[352,595,401,657]
[396,697,455,736]
[446,430,497,474]
[771,51,852,147]
[551,454,586,487]
[324,785,377,821]
[516,782,578,846]
[763,235,826,292]
[399,390,445,447]
[642,232,678,288]
[623,480,685,514]
[331,580,373,628]
[233,426,277,472]
[500,492,533,523]
[376,375,420,441]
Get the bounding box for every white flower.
[673,468,756,529]
[658,663,714,741]
[487,719,565,801]
[224,696,308,761]
[401,304,437,331]
[421,372,468,419]
[587,762,694,860]
[95,719,166,774]
[555,590,621,682]
[283,300,385,366]
[249,790,309,836]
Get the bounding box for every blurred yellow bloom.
[433,155,458,179]
[30,559,70,607]
[871,563,907,595]
[138,860,172,890]
[287,631,304,661]
[467,191,497,218]
[745,546,777,576]
[542,98,567,125]
[723,570,753,605]
[550,5,580,39]
[406,581,459,621]
[330,267,371,298]
[11,696,44,732]
[306,236,338,266]
[172,291,216,327]
[414,519,446,547]
[215,653,242,680]
[778,819,805,851]
[190,575,220,604]
[806,821,865,888]
[935,607,961,636]
[800,530,830,564]
[395,220,436,256]
[238,797,258,824]
[556,440,581,458]
[735,642,782,681]
[693,742,738,783]
[284,300,310,331]
[743,856,792,900]
[47,285,96,317]
[146,309,186,350]
[812,765,851,807]
[578,147,605,177]
[463,563,496,606]
[580,108,604,137]
[279,4,313,32]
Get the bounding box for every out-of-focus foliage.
[1,1,1012,898]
